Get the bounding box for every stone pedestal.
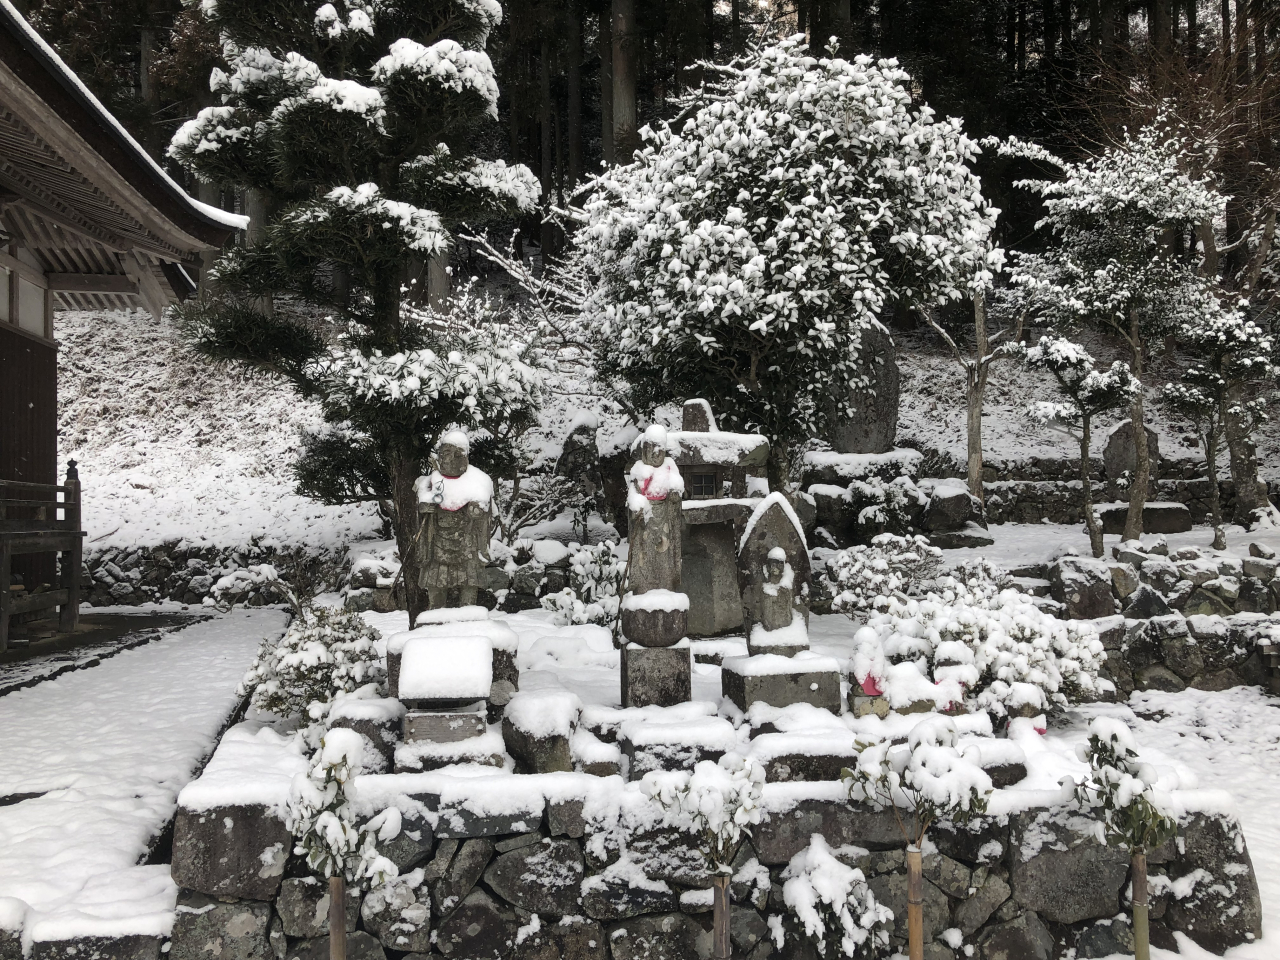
[404,708,488,743]
[621,643,692,708]
[721,653,842,713]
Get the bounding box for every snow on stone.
[740,492,808,553]
[618,717,741,753]
[801,449,924,480]
[652,431,768,464]
[414,605,490,626]
[721,651,840,678]
[398,635,492,700]
[328,695,407,726]
[620,589,689,612]
[750,611,808,649]
[177,721,308,816]
[414,465,495,511]
[0,610,286,946]
[388,619,518,657]
[579,701,719,741]
[504,689,582,739]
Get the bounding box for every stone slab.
[171,804,290,901]
[621,644,691,708]
[721,664,841,713]
[403,711,487,743]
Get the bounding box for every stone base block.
[721,654,841,713]
[404,709,487,743]
[621,644,691,708]
[1098,501,1192,535]
[171,804,290,900]
[502,718,572,774]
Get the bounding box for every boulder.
[1102,420,1161,486]
[361,875,432,953]
[283,933,385,960]
[29,938,161,960]
[548,798,585,838]
[511,916,607,960]
[621,644,692,709]
[1075,916,1134,959]
[1164,813,1263,952]
[928,522,995,549]
[955,871,1011,935]
[1249,541,1276,559]
[1137,557,1181,594]
[435,889,518,960]
[502,720,572,775]
[867,872,951,944]
[276,878,359,938]
[1123,584,1171,619]
[1010,816,1129,923]
[431,838,495,920]
[753,800,902,864]
[924,486,982,533]
[730,907,769,956]
[1108,563,1140,599]
[581,874,680,921]
[977,912,1054,960]
[922,853,972,899]
[1184,587,1235,617]
[483,837,585,916]
[378,812,434,872]
[1048,557,1116,620]
[170,893,272,960]
[606,912,710,960]
[1235,576,1275,614]
[1160,632,1205,681]
[1242,556,1278,581]
[829,324,899,455]
[1135,664,1186,692]
[170,805,290,900]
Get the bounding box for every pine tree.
[168,0,542,625]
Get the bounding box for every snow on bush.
[851,565,1108,717]
[643,753,766,871]
[572,37,1000,477]
[540,540,627,634]
[781,835,892,959]
[287,728,398,885]
[240,607,385,722]
[1074,717,1177,853]
[825,533,943,614]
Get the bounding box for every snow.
[651,430,768,465]
[388,619,519,656]
[415,605,490,626]
[740,492,808,553]
[398,635,492,700]
[750,611,808,649]
[504,689,582,739]
[620,589,689,613]
[722,651,841,677]
[802,449,924,480]
[372,39,500,118]
[414,465,495,511]
[618,717,741,753]
[177,721,309,815]
[0,610,287,946]
[626,455,684,516]
[394,725,509,771]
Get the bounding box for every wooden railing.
[1,460,84,650]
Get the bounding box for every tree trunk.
[390,450,426,629]
[712,875,731,959]
[1042,0,1057,59]
[1204,425,1226,550]
[539,38,555,256]
[1081,417,1104,557]
[966,291,990,502]
[1223,385,1265,525]
[1132,852,1150,960]
[732,0,743,52]
[329,876,347,960]
[1123,317,1149,542]
[612,0,638,161]
[600,10,614,166]
[427,252,449,309]
[906,845,924,960]
[567,4,583,190]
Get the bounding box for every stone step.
[618,716,740,780]
[745,731,858,782]
[721,652,843,713]
[394,724,508,773]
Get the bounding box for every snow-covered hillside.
[56,310,382,553]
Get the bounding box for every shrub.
[825,533,943,614]
[540,540,626,635]
[780,835,892,959]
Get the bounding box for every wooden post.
[906,845,924,960]
[712,874,731,959]
[61,459,81,633]
[329,875,346,960]
[1132,851,1150,960]
[0,537,11,652]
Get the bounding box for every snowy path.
[0,609,286,946]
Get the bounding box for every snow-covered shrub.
[845,476,926,540]
[845,715,992,841]
[288,728,398,885]
[209,563,300,613]
[240,608,384,721]
[540,540,626,634]
[573,37,999,483]
[1074,717,1176,854]
[851,571,1108,718]
[825,534,943,614]
[780,835,892,959]
[643,753,766,872]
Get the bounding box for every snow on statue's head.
[765,546,787,583]
[437,430,470,478]
[640,424,668,468]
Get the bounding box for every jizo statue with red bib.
[415,430,494,609]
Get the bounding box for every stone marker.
[745,547,809,657]
[828,323,899,455]
[737,493,810,637]
[1103,419,1161,493]
[415,431,494,609]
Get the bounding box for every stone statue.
[415,431,494,609]
[626,424,683,596]
[758,548,796,632]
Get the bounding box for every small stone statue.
[626,424,684,596]
[758,547,796,632]
[415,431,494,609]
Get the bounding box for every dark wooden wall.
[1,323,58,588]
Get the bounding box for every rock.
[621,645,692,709]
[1183,587,1235,617]
[929,819,1006,866]
[1048,557,1116,620]
[1191,667,1242,691]
[1075,916,1134,959]
[928,522,995,549]
[1112,543,1149,567]
[267,917,285,960]
[1164,813,1263,952]
[977,911,1054,960]
[483,837,584,916]
[955,872,1011,935]
[29,938,161,960]
[1108,563,1140,599]
[1010,816,1129,923]
[760,746,860,783]
[276,878,359,938]
[1098,503,1192,536]
[1236,576,1274,615]
[432,838,495,920]
[1137,557,1181,594]
[730,907,768,955]
[1102,419,1161,486]
[170,805,291,900]
[1123,584,1170,619]
[581,874,681,921]
[1242,556,1278,581]
[435,888,518,959]
[361,875,432,953]
[606,912,710,960]
[378,813,434,872]
[1249,542,1276,559]
[511,916,607,960]
[867,872,950,944]
[720,659,842,714]
[753,800,902,864]
[548,798,585,838]
[683,522,751,636]
[170,892,272,960]
[1160,632,1204,680]
[922,853,972,899]
[924,486,982,533]
[502,719,572,774]
[419,793,545,839]
[283,932,385,960]
[830,324,899,454]
[1135,664,1186,692]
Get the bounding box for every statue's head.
[437,430,470,477]
[640,424,668,468]
[765,547,787,583]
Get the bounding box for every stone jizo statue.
[626,424,684,596]
[415,430,494,609]
[758,547,796,633]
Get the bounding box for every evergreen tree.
[168,0,542,625]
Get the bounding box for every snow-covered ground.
[0,609,287,949]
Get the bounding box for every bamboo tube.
[906,845,924,960]
[329,875,346,960]
[713,874,731,959]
